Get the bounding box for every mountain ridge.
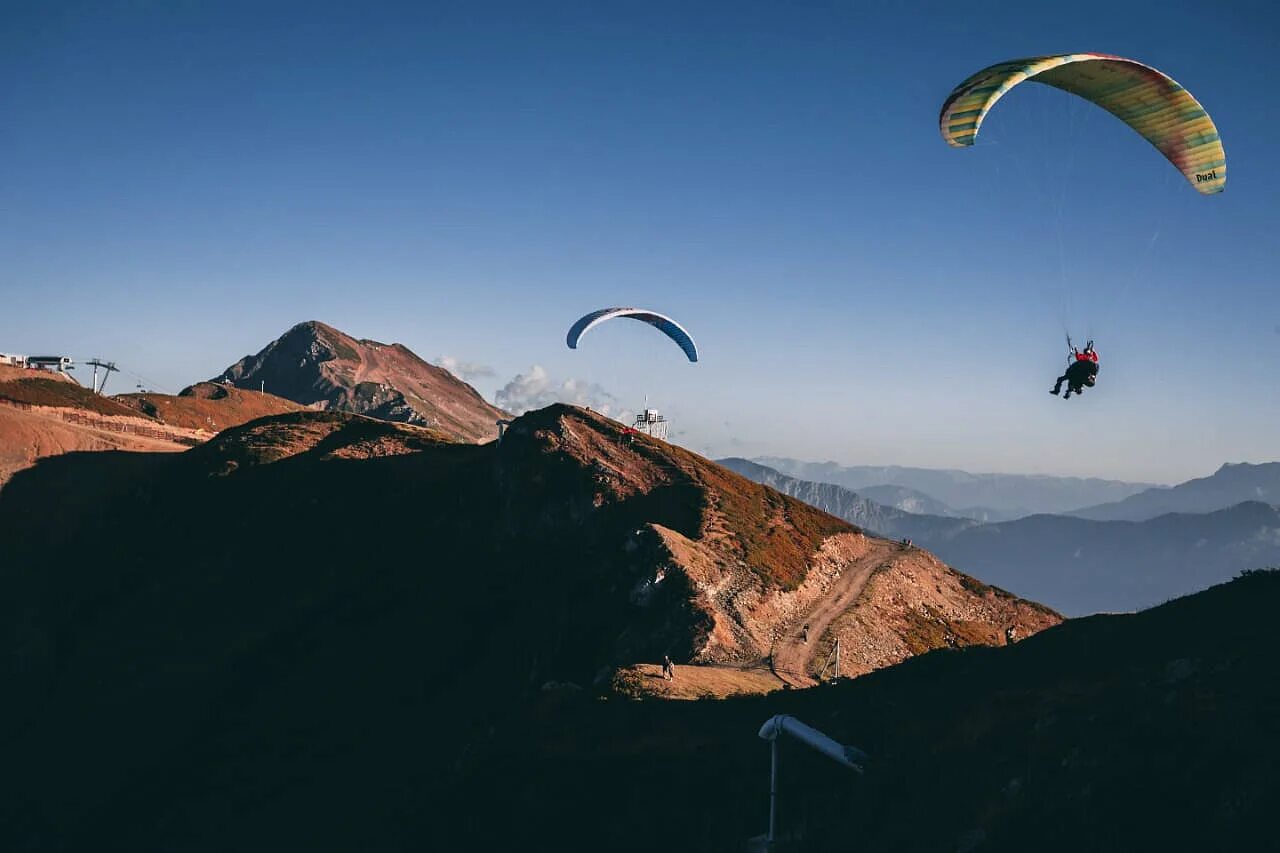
[926,500,1280,615]
[213,320,508,442]
[756,456,1156,518]
[1067,461,1280,521]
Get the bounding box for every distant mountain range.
[1067,462,1280,521]
[933,502,1280,616]
[717,458,978,542]
[853,483,968,518]
[755,457,1155,520]
[727,458,1280,616]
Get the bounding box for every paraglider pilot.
[1051,340,1098,399]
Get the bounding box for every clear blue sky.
[4,1,1278,483]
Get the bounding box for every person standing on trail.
[802,624,810,644]
[662,654,675,680]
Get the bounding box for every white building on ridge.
[632,408,668,441]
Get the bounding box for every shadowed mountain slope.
[454,570,1280,852]
[0,405,1054,851]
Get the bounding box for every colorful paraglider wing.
[939,53,1225,194]
[566,308,699,362]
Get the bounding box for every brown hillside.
[212,320,508,442]
[0,404,192,488]
[0,366,200,488]
[186,409,460,475]
[0,402,1062,850]
[114,381,305,433]
[0,365,142,418]
[821,545,1060,680]
[496,405,1059,686]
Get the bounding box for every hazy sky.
[4,1,1278,483]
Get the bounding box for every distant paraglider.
[940,53,1225,194]
[566,307,699,362]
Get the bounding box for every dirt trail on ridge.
[771,538,903,687]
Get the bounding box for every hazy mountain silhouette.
[757,457,1155,519]
[855,483,971,517]
[718,457,978,543]
[1067,462,1280,521]
[927,502,1280,616]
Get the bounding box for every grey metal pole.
[768,737,778,844]
[835,638,840,681]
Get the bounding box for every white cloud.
[495,365,633,422]
[435,355,495,382]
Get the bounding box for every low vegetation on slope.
[114,381,304,432]
[671,442,852,591]
[501,404,852,591]
[0,370,143,418]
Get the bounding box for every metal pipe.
[768,737,778,843]
[757,714,868,847]
[757,714,867,772]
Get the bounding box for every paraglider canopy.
[566,307,699,362]
[940,53,1225,194]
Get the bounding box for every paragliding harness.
[1052,336,1098,399]
[1070,336,1099,366]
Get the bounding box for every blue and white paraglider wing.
[566,307,699,362]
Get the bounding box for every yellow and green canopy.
[940,53,1225,195]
